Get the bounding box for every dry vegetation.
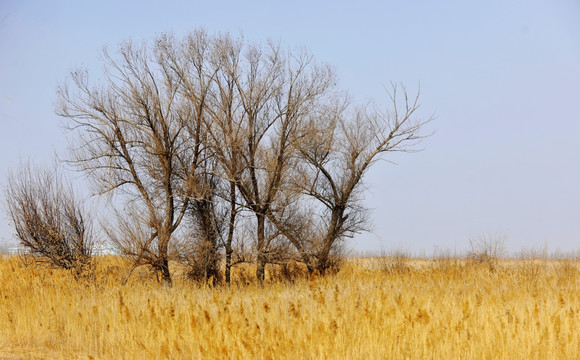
[0,255,578,359]
[3,28,575,360]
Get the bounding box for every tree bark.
[160,258,172,286]
[225,181,237,284]
[225,251,232,284]
[256,212,266,282]
[256,254,266,283]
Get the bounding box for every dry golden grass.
[0,255,578,359]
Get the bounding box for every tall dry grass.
[0,255,578,359]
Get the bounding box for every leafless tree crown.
[56,29,432,282]
[5,163,94,273]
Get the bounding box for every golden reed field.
[0,255,578,359]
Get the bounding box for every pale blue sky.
[1,0,579,255]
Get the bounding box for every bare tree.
[289,85,432,274]
[155,31,238,283]
[469,231,507,271]
[200,36,337,281]
[57,40,210,285]
[157,31,333,281]
[5,162,93,274]
[57,29,432,283]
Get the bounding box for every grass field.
[0,255,578,359]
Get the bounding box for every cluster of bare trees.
[6,30,430,285]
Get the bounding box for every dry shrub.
[5,162,95,277]
[181,240,221,286]
[555,259,578,286]
[229,262,256,286]
[430,248,464,275]
[432,258,464,278]
[320,256,344,276]
[468,232,507,271]
[268,261,309,283]
[379,250,411,275]
[517,246,549,280]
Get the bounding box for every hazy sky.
[1,0,579,255]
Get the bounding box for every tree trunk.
[256,212,266,282]
[225,181,236,284]
[160,258,172,286]
[315,234,336,275]
[315,253,328,275]
[305,262,315,275]
[158,229,172,286]
[256,213,266,283]
[225,250,232,284]
[204,242,219,285]
[256,254,266,283]
[192,195,220,284]
[314,208,345,275]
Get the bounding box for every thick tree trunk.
[191,194,220,284]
